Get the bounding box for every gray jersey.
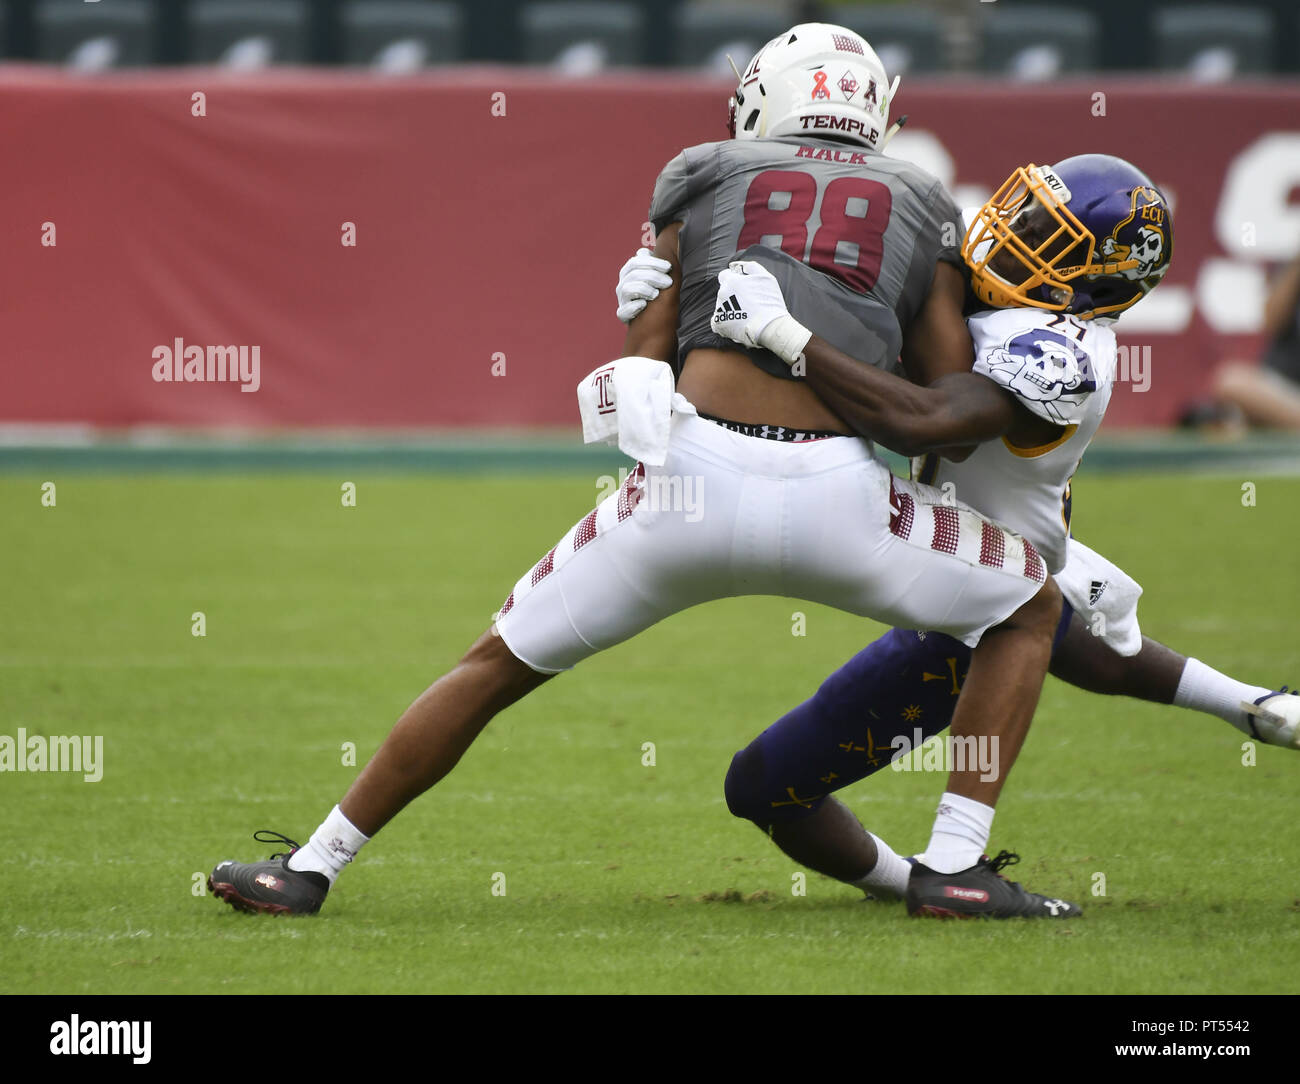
[648,136,962,378]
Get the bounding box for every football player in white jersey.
[208,24,1080,920]
[618,153,1297,914]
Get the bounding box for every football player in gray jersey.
[208,23,1078,921]
[647,132,961,387]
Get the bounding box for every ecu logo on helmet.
[1099,186,1169,284]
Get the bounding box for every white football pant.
[496,402,1049,674]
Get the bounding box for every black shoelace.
[253,829,302,860]
[983,850,1021,879]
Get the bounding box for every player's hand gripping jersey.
[650,136,962,378]
[913,307,1116,574]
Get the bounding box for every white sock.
[851,832,912,899]
[1174,658,1271,735]
[287,805,370,885]
[917,792,994,875]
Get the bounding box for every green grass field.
[3,465,1298,994]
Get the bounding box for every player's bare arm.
[806,336,1070,457]
[621,223,682,363]
[897,262,975,387]
[895,260,992,461]
[712,258,1069,457]
[801,340,1015,456]
[708,259,1017,455]
[783,248,980,447]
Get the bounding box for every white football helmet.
[727,23,899,150]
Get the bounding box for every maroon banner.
[3,66,1298,429]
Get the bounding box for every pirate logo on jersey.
[979,328,1097,426]
[1097,186,1169,284]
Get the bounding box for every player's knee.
[458,627,553,698]
[724,741,773,826]
[461,627,519,669]
[725,739,825,829]
[1010,576,1062,638]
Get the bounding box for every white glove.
[615,248,673,323]
[711,261,812,367]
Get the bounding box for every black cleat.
[208,830,329,916]
[906,851,1081,919]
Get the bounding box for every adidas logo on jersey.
[1088,579,1108,607]
[713,295,748,322]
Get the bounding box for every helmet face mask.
[726,23,896,150]
[963,156,1173,320]
[965,165,1096,314]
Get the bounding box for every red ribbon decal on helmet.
[811,72,830,101]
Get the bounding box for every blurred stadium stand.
[33,0,156,69]
[977,5,1098,81]
[1,1,1298,74]
[187,1,310,68]
[340,2,463,71]
[670,6,787,74]
[991,0,1296,75]
[519,2,645,72]
[5,3,1298,431]
[1154,4,1275,80]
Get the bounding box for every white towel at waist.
[575,356,676,466]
